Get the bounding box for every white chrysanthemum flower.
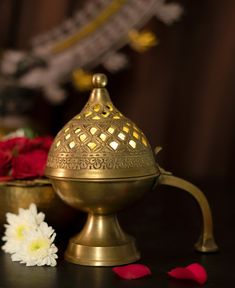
[11,222,58,267]
[2,203,45,254]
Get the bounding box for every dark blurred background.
[0,3,235,284]
[0,0,234,182]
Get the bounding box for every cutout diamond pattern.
[118,132,126,140]
[87,142,97,150]
[109,141,119,150]
[55,102,149,153]
[100,133,107,141]
[90,127,97,135]
[69,141,75,149]
[108,127,115,134]
[80,134,87,142]
[129,140,136,149]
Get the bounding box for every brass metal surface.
[46,73,218,266]
[158,173,218,252]
[46,73,159,265]
[46,74,159,179]
[51,175,156,214]
[51,175,156,265]
[0,180,78,233]
[65,214,140,266]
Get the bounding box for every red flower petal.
[0,176,13,182]
[168,263,207,285]
[0,137,29,151]
[113,264,151,280]
[12,150,48,179]
[186,263,207,285]
[168,267,195,280]
[28,136,53,151]
[0,150,12,176]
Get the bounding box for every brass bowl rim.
[49,173,158,183]
[0,178,51,187]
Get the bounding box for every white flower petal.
[2,204,58,267]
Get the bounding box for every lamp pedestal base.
[65,213,140,266]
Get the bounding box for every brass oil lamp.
[46,74,218,266]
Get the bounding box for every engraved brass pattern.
[46,75,159,179]
[45,74,218,266]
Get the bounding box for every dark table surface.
[0,178,234,288]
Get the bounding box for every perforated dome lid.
[46,74,159,180]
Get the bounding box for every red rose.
[29,136,53,151]
[0,137,30,154]
[0,135,53,180]
[0,136,53,155]
[14,136,53,154]
[0,150,12,176]
[12,150,48,179]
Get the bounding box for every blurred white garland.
[0,0,183,104]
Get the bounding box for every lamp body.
[46,74,218,266]
[51,176,157,265]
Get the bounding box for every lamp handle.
[155,147,218,252]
